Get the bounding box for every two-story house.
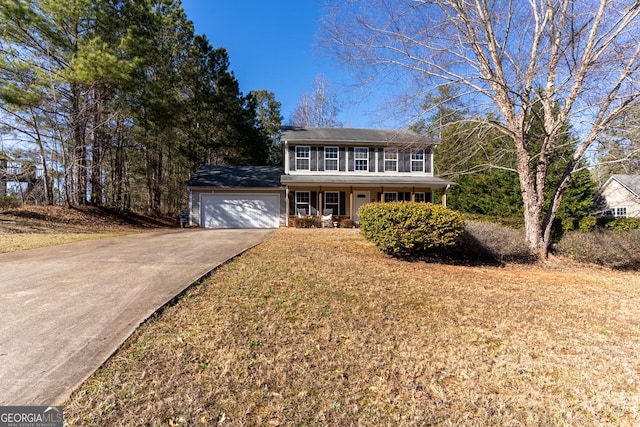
[186,127,453,228]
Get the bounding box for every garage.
[201,194,280,228]
[187,165,285,228]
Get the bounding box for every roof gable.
[281,127,436,146]
[187,166,284,188]
[603,174,640,199]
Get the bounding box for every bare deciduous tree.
[290,74,342,127]
[323,0,640,258]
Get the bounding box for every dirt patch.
[0,205,177,234]
[0,205,178,253]
[64,228,640,426]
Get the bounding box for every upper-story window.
[384,148,398,172]
[355,147,368,171]
[411,150,425,172]
[325,147,338,171]
[296,146,310,170]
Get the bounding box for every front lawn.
[65,228,640,426]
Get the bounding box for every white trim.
[384,148,398,172]
[324,146,339,171]
[354,147,369,171]
[295,146,311,171]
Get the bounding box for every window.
[295,191,310,214]
[384,192,398,203]
[384,148,398,172]
[296,146,310,170]
[324,191,339,215]
[604,207,627,217]
[355,147,368,171]
[411,150,424,172]
[414,192,426,203]
[325,147,338,171]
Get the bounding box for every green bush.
[578,216,597,231]
[0,195,20,210]
[604,217,640,231]
[576,216,640,232]
[358,202,465,258]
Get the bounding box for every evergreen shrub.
[358,202,465,258]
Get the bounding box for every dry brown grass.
[0,205,175,253]
[64,228,640,426]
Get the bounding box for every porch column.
[349,187,353,219]
[285,187,290,226]
[442,184,450,207]
[318,189,323,216]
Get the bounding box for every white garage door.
[201,194,280,228]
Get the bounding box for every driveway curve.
[0,228,273,405]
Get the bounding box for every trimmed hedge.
[358,202,465,258]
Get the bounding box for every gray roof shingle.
[281,127,436,146]
[187,165,284,188]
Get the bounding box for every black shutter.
[369,148,375,172]
[310,147,317,171]
[339,192,346,216]
[348,147,354,171]
[377,192,382,202]
[310,191,318,214]
[425,148,432,173]
[399,151,410,172]
[377,148,384,172]
[339,147,346,171]
[318,146,324,171]
[289,146,296,171]
[289,192,295,213]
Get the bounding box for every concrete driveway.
[0,228,273,405]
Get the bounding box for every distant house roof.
[603,174,640,198]
[187,165,284,188]
[281,127,437,146]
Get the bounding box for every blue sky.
[180,0,386,128]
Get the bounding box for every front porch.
[285,185,450,227]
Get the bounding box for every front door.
[353,191,370,223]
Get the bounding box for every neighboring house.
[187,127,454,228]
[594,174,640,218]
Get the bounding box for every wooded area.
[0,0,282,213]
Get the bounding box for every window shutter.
[310,147,317,171]
[425,149,432,173]
[377,148,384,172]
[289,192,295,213]
[369,148,375,172]
[399,151,409,172]
[318,146,324,171]
[310,191,318,214]
[339,192,346,216]
[377,192,382,202]
[339,147,346,171]
[290,146,296,171]
[348,147,354,171]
